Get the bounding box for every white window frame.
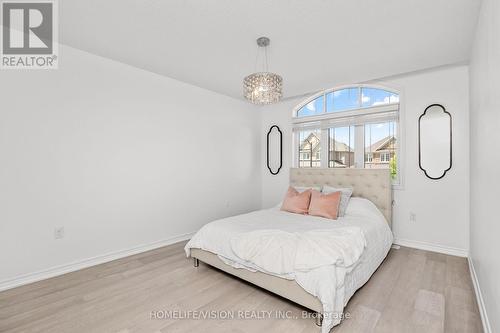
[380,152,391,162]
[291,84,404,188]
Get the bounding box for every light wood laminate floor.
[0,242,483,333]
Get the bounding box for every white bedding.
[230,227,366,275]
[185,198,393,332]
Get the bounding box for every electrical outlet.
[410,212,417,222]
[54,227,65,239]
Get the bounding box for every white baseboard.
[468,257,492,333]
[393,238,468,257]
[0,232,195,292]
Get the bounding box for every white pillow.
[321,185,353,217]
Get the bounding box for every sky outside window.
[297,96,324,117]
[361,88,399,107]
[326,88,360,112]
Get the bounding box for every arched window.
[293,85,400,184]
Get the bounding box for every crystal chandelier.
[243,37,283,104]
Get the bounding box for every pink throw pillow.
[308,190,341,220]
[280,186,311,214]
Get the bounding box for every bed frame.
[191,168,392,326]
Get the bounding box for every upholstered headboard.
[290,168,392,226]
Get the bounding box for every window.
[297,97,324,117]
[326,88,359,112]
[364,121,397,168]
[380,152,391,162]
[298,129,321,168]
[361,88,399,107]
[293,85,401,184]
[329,126,354,168]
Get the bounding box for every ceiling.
[60,0,481,100]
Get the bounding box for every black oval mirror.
[418,104,452,180]
[267,125,282,175]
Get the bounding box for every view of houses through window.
[329,126,355,168]
[294,86,400,183]
[299,129,321,167]
[364,121,397,179]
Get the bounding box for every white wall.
[0,45,261,285]
[469,0,500,330]
[261,66,470,254]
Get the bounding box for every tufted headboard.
[290,168,392,226]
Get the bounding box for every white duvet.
[185,198,393,333]
[230,227,366,275]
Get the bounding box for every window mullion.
[358,86,362,108]
[292,131,299,168]
[354,125,365,168]
[320,128,329,168]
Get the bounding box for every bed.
[185,168,393,332]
